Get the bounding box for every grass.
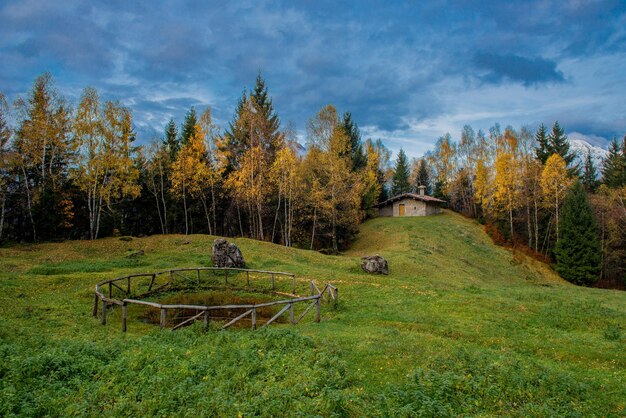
[0,210,624,416]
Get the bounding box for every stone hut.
[375,186,445,217]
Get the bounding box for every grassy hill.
[0,210,624,416]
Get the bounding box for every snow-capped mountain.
[567,132,608,173]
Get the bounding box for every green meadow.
[0,210,624,416]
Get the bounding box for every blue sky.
[1,0,625,156]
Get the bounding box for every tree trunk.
[20,164,37,241]
[182,185,188,235]
[310,205,317,250]
[201,195,212,235]
[0,192,5,240]
[158,159,168,234]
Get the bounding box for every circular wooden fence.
[93,267,338,332]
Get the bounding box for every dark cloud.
[473,53,564,86]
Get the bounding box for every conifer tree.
[179,107,197,145]
[391,149,411,195]
[164,118,179,159]
[534,124,549,161]
[581,149,598,192]
[555,181,601,286]
[548,121,577,173]
[340,112,367,171]
[415,158,431,194]
[602,136,626,188]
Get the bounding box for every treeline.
[388,123,625,287]
[0,72,389,251]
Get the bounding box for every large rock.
[361,255,389,275]
[212,239,246,268]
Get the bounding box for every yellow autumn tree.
[269,145,299,246]
[492,151,522,239]
[171,124,212,235]
[541,153,572,240]
[73,87,140,239]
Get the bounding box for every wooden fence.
[93,267,338,332]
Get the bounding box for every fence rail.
[93,267,337,332]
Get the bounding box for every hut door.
[399,204,405,216]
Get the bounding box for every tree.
[554,181,601,285]
[13,73,73,241]
[492,151,522,239]
[391,149,411,195]
[0,93,12,240]
[602,136,626,188]
[541,154,572,241]
[171,124,213,235]
[548,121,576,170]
[535,124,550,164]
[73,88,141,239]
[340,112,366,171]
[414,158,431,194]
[269,146,298,246]
[581,148,599,192]
[164,118,179,160]
[179,107,197,145]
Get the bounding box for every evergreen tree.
[581,149,598,192]
[179,107,197,145]
[164,118,179,160]
[535,123,550,163]
[415,158,431,194]
[251,71,283,159]
[602,136,626,188]
[340,112,367,171]
[391,149,411,195]
[554,181,601,286]
[548,121,577,173]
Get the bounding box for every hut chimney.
[418,185,426,196]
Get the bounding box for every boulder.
[212,239,246,268]
[361,255,388,275]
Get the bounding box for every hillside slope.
[0,210,624,416]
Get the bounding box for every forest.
[0,72,624,287]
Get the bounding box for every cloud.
[473,53,565,86]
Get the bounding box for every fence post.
[122,302,128,332]
[127,277,131,295]
[310,281,314,296]
[101,301,107,325]
[271,273,275,290]
[160,308,166,330]
[246,271,250,287]
[251,307,257,330]
[203,310,209,331]
[315,297,321,322]
[108,282,112,298]
[224,270,228,285]
[196,269,200,285]
[169,270,174,286]
[289,303,294,324]
[93,293,99,317]
[292,275,296,294]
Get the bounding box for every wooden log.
[260,304,290,329]
[295,300,317,324]
[160,308,166,330]
[311,281,321,295]
[172,311,205,331]
[310,281,314,296]
[122,302,128,332]
[93,293,99,317]
[316,296,321,322]
[148,274,156,292]
[169,270,174,286]
[292,275,297,295]
[222,309,252,329]
[289,303,294,324]
[108,282,112,298]
[204,311,209,331]
[101,300,107,325]
[123,299,162,308]
[333,287,338,305]
[251,307,257,330]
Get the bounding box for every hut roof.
[374,193,446,208]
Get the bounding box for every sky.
[1,0,625,157]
